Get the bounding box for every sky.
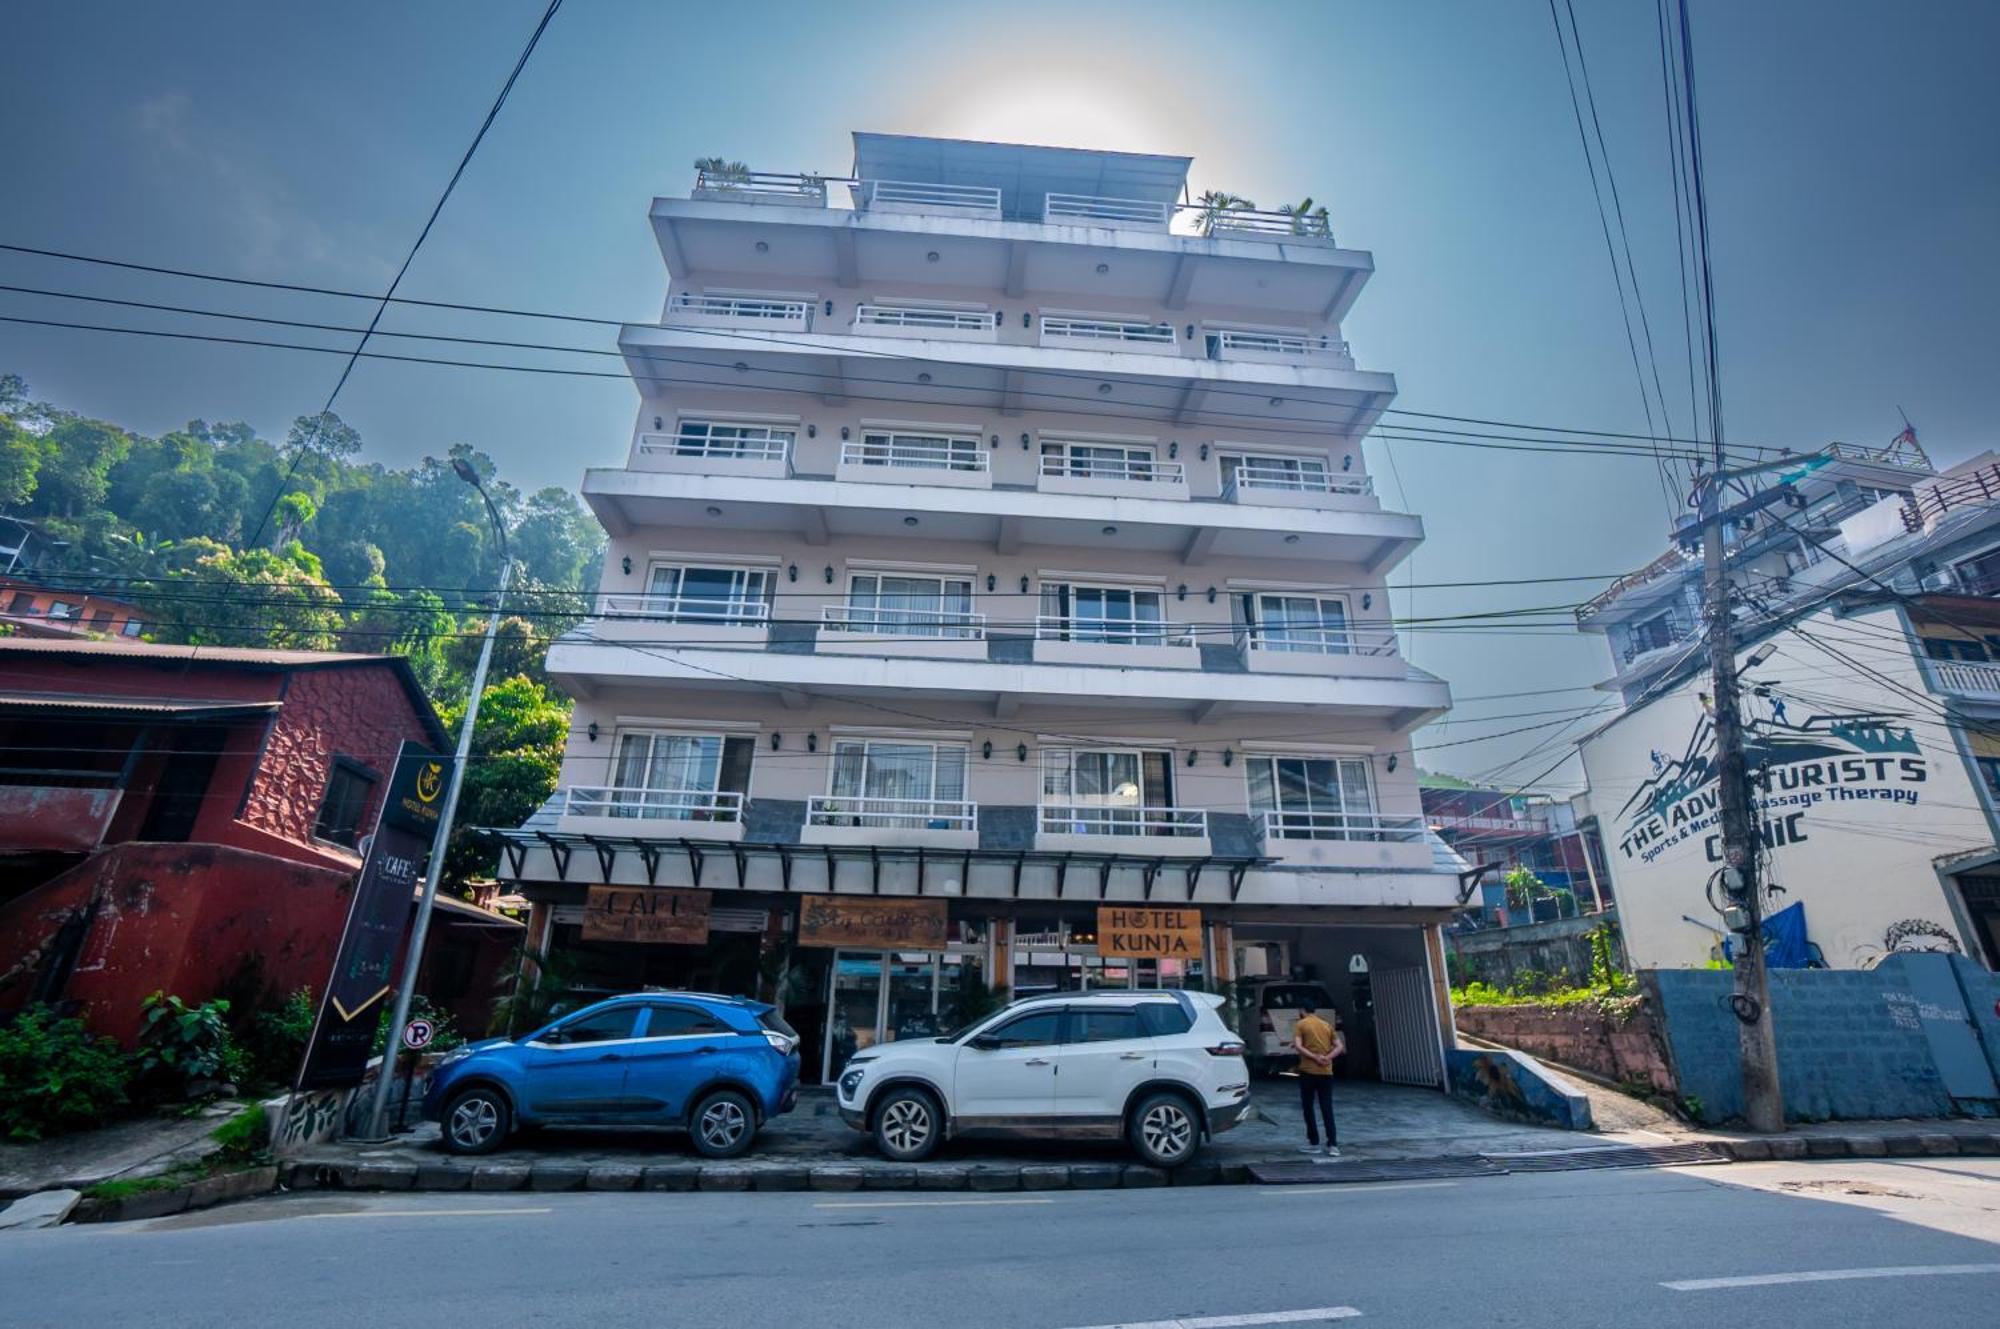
[4,0,1997,791]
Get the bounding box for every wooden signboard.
[1097,906,1202,960]
[798,896,948,951]
[582,886,711,945]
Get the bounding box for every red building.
[0,577,150,640]
[0,638,517,1042]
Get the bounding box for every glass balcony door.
[825,740,968,828]
[1040,583,1168,645]
[1250,593,1350,654]
[643,564,771,622]
[847,574,974,638]
[1248,755,1375,839]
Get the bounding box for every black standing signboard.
[295,741,450,1089]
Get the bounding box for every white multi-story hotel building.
[497,134,1463,1084]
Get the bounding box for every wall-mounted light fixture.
[1176,584,1188,601]
[840,426,850,440]
[1199,443,1210,461]
[1222,748,1235,767]
[1168,442,1179,459]
[985,574,996,592]
[990,434,1000,448]
[653,416,663,431]
[1206,586,1217,604]
[1022,312,1031,328]
[823,566,835,585]
[807,733,818,753]
[1361,592,1372,611]
[1019,575,1030,594]
[1342,454,1354,472]
[807,424,817,438]
[621,555,632,575]
[1386,752,1399,772]
[586,722,600,742]
[1185,324,1195,340]
[823,300,834,317]
[1020,432,1031,450]
[982,740,993,760]
[770,732,783,751]
[1016,743,1029,762]
[787,563,799,582]
[1185,749,1198,767]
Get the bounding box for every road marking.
[1058,1309,1361,1329]
[1664,1263,2000,1291]
[813,1198,1056,1210]
[1260,1181,1457,1197]
[290,1207,555,1221]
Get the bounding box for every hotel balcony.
[662,291,815,334]
[835,433,993,489]
[1222,463,1375,512]
[817,604,989,660]
[804,795,980,849]
[635,427,793,480]
[1032,615,1200,671]
[1254,809,1435,872]
[1037,314,1181,357]
[557,786,747,840]
[851,302,1000,343]
[590,593,770,648]
[1925,657,2000,705]
[1206,328,1354,370]
[1036,453,1188,501]
[1235,624,1407,679]
[1037,804,1211,857]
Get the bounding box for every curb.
[67,1165,279,1225]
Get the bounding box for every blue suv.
[423,992,800,1158]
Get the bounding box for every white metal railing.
[1211,328,1351,361]
[809,796,977,831]
[1039,805,1209,838]
[861,179,1003,218]
[853,304,995,334]
[1205,208,1334,240]
[1039,454,1185,485]
[1036,615,1195,648]
[821,604,987,640]
[666,292,813,327]
[1432,813,1551,836]
[1043,193,1171,228]
[637,430,791,464]
[842,437,989,473]
[597,593,770,623]
[1929,659,2000,697]
[1039,316,1177,349]
[1223,465,1373,498]
[692,168,828,203]
[565,787,745,822]
[1259,810,1425,843]
[1238,623,1399,657]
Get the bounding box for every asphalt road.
[6,1159,1999,1327]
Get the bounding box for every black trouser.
[1299,1073,1336,1146]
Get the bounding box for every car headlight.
[439,1045,475,1066]
[838,1067,867,1097]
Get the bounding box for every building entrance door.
[821,950,951,1082]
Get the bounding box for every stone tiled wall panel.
[240,667,430,850]
[1454,1001,1676,1094]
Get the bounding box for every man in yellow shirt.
[1292,999,1343,1157]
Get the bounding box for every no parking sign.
[401,1018,435,1051]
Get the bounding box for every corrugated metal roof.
[852,133,1192,219]
[0,638,380,666]
[0,691,281,718]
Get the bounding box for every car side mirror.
[966,1034,1001,1052]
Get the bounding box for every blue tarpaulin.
[1723,901,1820,969]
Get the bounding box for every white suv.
[835,990,1250,1169]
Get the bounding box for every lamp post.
[364,458,514,1139]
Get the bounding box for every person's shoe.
[1324,1145,1342,1158]
[1298,1144,1322,1154]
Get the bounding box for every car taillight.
[1259,1013,1275,1033]
[1207,1042,1245,1058]
[764,1031,797,1053]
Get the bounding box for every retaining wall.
[1454,998,1675,1095]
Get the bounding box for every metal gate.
[1373,966,1443,1087]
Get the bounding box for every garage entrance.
[1233,923,1446,1088]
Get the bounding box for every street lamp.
[363,458,515,1140]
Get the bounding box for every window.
[1243,592,1350,654]
[601,731,754,819]
[1247,755,1376,840]
[121,619,145,637]
[550,1007,638,1045]
[1039,582,1173,646]
[1923,637,1989,663]
[1138,1002,1194,1037]
[671,420,794,460]
[1955,547,2000,597]
[1219,452,1332,493]
[1041,747,1182,835]
[312,759,378,849]
[1067,1007,1143,1043]
[46,600,73,619]
[643,564,770,622]
[1041,440,1157,481]
[823,739,968,827]
[844,574,976,637]
[981,1010,1062,1048]
[6,592,34,614]
[641,1005,727,1038]
[88,609,113,630]
[1978,758,2000,802]
[1627,610,1680,657]
[853,430,984,471]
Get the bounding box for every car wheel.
[689,1088,757,1159]
[872,1086,941,1162]
[1129,1091,1199,1169]
[441,1085,511,1155]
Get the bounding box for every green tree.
[27,417,131,518]
[286,410,363,459]
[0,416,42,509]
[511,486,603,589]
[150,538,344,649]
[438,674,569,883]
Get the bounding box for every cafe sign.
[582,886,711,945]
[1097,906,1202,960]
[798,896,948,951]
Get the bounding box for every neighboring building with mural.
[494,133,1468,1090]
[0,638,516,1041]
[1575,440,2000,971]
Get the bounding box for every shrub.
[372,993,466,1057]
[135,992,247,1101]
[243,987,316,1088]
[0,1006,131,1141]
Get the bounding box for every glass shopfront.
[818,937,985,1082]
[1010,916,1202,996]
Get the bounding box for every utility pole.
[1699,469,1785,1133]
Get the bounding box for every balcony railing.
[1904,464,2000,533]
[637,430,791,464]
[1209,329,1352,364]
[1039,805,1209,838]
[852,304,996,336]
[858,179,1003,219]
[1205,207,1334,241]
[1038,316,1178,351]
[842,437,989,473]
[691,168,828,205]
[1429,813,1552,837]
[1036,615,1195,648]
[808,796,977,831]
[597,594,770,624]
[1237,624,1399,657]
[1043,193,1171,229]
[1620,626,1695,666]
[564,787,745,822]
[821,604,986,640]
[1260,810,1425,843]
[1927,658,2000,699]
[1039,455,1186,485]
[665,292,814,329]
[1223,465,1373,499]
